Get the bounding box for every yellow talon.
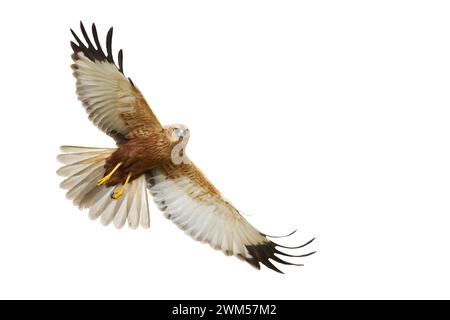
[97,176,110,186]
[111,188,124,200]
[111,173,131,200]
[97,162,123,186]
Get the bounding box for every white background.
[0,0,449,299]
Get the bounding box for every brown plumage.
[58,22,315,273]
[103,133,172,186]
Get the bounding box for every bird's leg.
[111,172,132,200]
[97,162,123,186]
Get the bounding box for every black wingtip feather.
[275,249,317,258]
[246,244,285,274]
[70,29,85,49]
[244,233,315,273]
[271,254,304,266]
[118,49,123,73]
[274,237,316,249]
[79,21,94,50]
[106,27,114,64]
[71,22,127,77]
[70,41,79,54]
[91,23,106,59]
[263,229,298,238]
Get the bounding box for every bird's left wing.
[70,22,162,143]
[146,163,315,273]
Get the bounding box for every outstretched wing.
[70,22,162,143]
[146,163,315,273]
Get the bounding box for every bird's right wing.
[70,22,163,143]
[146,162,315,273]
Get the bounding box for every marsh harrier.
[57,22,315,273]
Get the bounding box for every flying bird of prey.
[57,22,315,273]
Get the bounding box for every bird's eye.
[174,129,184,137]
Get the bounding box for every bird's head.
[165,124,190,144]
[164,124,191,165]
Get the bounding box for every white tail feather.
[57,146,150,229]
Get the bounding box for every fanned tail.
[57,146,150,229]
